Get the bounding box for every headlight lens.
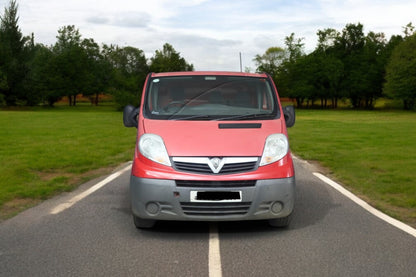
[139,134,171,166]
[260,134,289,166]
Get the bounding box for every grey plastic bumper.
[130,176,295,222]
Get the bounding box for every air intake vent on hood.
[218,123,261,129]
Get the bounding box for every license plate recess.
[190,191,242,202]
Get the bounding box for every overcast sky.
[2,0,415,71]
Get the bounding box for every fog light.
[271,202,283,214]
[146,202,160,215]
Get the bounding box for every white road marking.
[313,172,416,238]
[209,223,222,277]
[50,164,131,215]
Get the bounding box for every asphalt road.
[1,159,416,277]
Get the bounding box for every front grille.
[174,161,211,174]
[220,162,257,174]
[180,202,251,216]
[176,180,256,188]
[172,157,258,175]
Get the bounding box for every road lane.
[218,159,416,276]
[1,159,415,276]
[0,167,210,276]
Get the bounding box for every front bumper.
[130,176,295,222]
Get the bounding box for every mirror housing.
[283,105,295,128]
[123,105,139,128]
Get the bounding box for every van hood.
[142,119,284,157]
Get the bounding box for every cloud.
[86,16,110,25]
[86,11,151,28]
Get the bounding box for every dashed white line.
[313,172,416,238]
[50,164,131,215]
[209,223,222,277]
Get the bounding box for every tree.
[305,52,344,108]
[316,28,339,52]
[253,47,286,80]
[331,23,386,108]
[103,44,149,108]
[51,25,98,106]
[359,31,387,108]
[285,54,315,107]
[0,0,30,105]
[80,38,107,105]
[403,22,415,37]
[314,28,344,108]
[334,23,364,108]
[27,43,62,106]
[384,33,416,110]
[149,43,194,73]
[285,33,304,63]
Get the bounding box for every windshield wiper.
[214,113,275,121]
[170,115,213,121]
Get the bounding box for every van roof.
[150,71,269,78]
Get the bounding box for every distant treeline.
[254,23,416,110]
[1,0,415,110]
[0,1,193,108]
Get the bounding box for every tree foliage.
[0,0,30,105]
[103,44,149,108]
[384,33,416,110]
[149,43,194,73]
[255,22,414,110]
[253,46,286,80]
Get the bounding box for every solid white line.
[313,172,416,238]
[209,223,222,277]
[50,164,131,215]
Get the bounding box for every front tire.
[133,215,156,229]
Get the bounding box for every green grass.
[288,109,416,226]
[0,106,136,219]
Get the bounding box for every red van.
[123,71,295,228]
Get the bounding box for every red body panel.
[142,119,284,157]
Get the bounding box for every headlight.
[139,134,171,166]
[260,134,289,166]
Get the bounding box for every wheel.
[268,213,292,228]
[133,215,156,229]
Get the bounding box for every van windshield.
[144,75,280,120]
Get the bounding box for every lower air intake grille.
[180,202,251,216]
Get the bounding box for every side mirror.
[283,105,295,128]
[123,105,139,128]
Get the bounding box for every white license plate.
[190,191,242,202]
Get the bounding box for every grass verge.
[0,106,136,220]
[288,109,416,227]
